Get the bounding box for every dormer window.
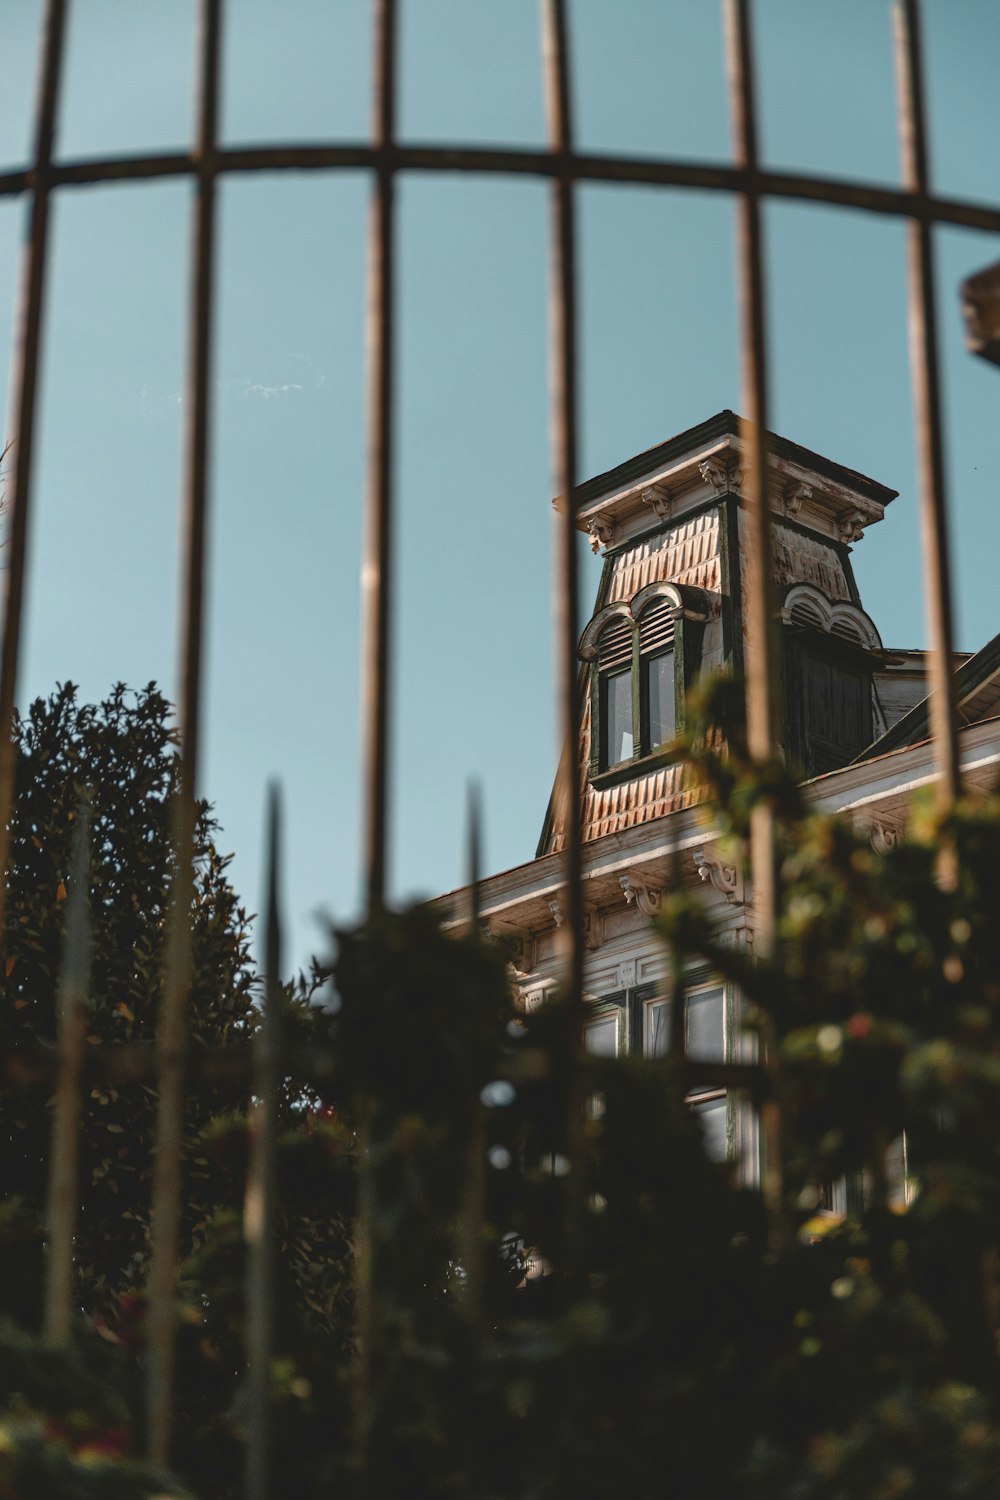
[582,584,710,782]
[596,614,634,768]
[780,585,884,776]
[638,597,676,750]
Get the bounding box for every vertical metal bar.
[355,0,398,1443]
[466,779,482,932]
[147,0,222,1467]
[458,783,487,1325]
[360,0,398,915]
[542,0,585,1028]
[894,0,961,842]
[0,0,68,948]
[244,786,282,1500]
[43,791,92,1345]
[724,0,785,1238]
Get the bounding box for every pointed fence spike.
[457,782,488,1327]
[663,846,687,1071]
[467,779,482,931]
[245,781,283,1500]
[43,789,92,1345]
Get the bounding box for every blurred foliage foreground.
[4,679,1000,1498]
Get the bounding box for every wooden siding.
[767,517,853,601]
[546,683,699,852]
[607,509,721,602]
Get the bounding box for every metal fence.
[1,0,997,1489]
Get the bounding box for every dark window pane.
[604,669,634,765]
[645,649,675,747]
[687,986,725,1064]
[645,999,670,1058]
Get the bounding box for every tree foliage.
[0,682,257,1323]
[7,676,1000,1497]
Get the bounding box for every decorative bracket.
[619,870,663,917]
[782,480,812,518]
[548,897,565,928]
[870,820,898,856]
[699,456,744,497]
[837,510,866,544]
[484,922,536,977]
[588,518,615,554]
[583,909,604,951]
[641,482,672,520]
[693,847,744,905]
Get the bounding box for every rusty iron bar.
[542,0,585,1028]
[0,0,68,952]
[456,783,487,1325]
[43,791,92,1346]
[5,144,1000,240]
[725,0,786,1242]
[360,0,398,914]
[665,848,688,1067]
[894,0,961,852]
[355,0,399,1445]
[146,0,222,1468]
[0,1028,770,1100]
[466,779,482,933]
[244,786,283,1500]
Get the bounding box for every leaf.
[55,880,67,903]
[5,956,16,976]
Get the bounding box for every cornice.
[435,717,1000,941]
[562,430,892,553]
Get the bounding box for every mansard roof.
[857,628,1000,761]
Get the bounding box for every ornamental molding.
[699,456,744,496]
[619,870,663,916]
[584,909,604,951]
[837,510,866,544]
[781,584,883,653]
[483,922,536,977]
[693,846,744,905]
[588,517,615,553]
[641,482,672,520]
[870,820,898,855]
[616,959,637,990]
[782,480,812,518]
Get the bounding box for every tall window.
[642,982,728,1162]
[596,615,634,769]
[639,598,676,750]
[593,600,678,773]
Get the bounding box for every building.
[436,411,1000,1176]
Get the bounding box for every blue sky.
[2,1,1000,974]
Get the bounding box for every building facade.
[436,411,1000,1178]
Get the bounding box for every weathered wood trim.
[720,494,744,675]
[589,742,679,790]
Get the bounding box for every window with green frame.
[586,588,704,780]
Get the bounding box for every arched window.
[638,597,676,751]
[596,614,634,769]
[780,585,883,775]
[582,585,709,779]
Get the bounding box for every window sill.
[589,745,679,790]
